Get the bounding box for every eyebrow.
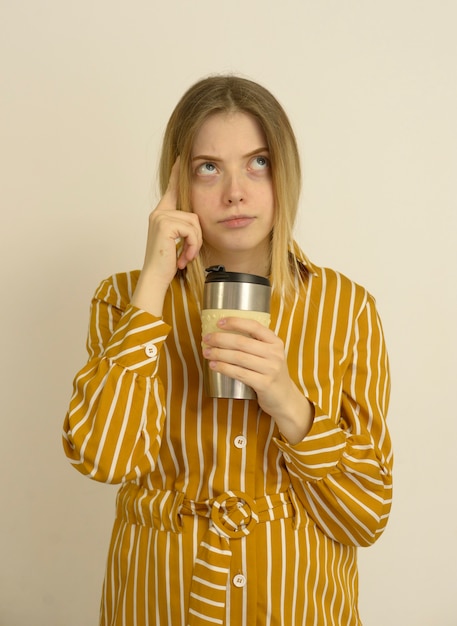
[191,147,270,161]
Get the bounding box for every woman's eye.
[196,162,217,176]
[250,155,270,170]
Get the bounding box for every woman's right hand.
[131,158,203,316]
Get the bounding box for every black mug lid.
[205,265,270,286]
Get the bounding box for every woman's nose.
[224,174,244,205]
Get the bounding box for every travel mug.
[202,265,271,399]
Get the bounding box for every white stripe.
[296,271,313,398]
[223,399,233,492]
[188,608,223,624]
[121,525,136,624]
[304,428,345,442]
[292,442,347,458]
[326,271,341,420]
[279,520,286,626]
[192,575,227,591]
[313,269,327,407]
[265,522,272,626]
[311,525,321,626]
[88,369,127,479]
[165,533,172,625]
[194,558,230,574]
[236,535,245,626]
[178,532,185,625]
[143,528,152,622]
[153,531,160,625]
[199,541,231,556]
[106,374,136,482]
[190,592,225,608]
[162,343,180,479]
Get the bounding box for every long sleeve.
[273,273,393,547]
[62,274,171,483]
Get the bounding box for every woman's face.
[190,111,274,273]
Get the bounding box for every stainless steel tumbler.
[202,265,271,399]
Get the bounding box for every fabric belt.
[116,486,302,626]
[181,490,300,626]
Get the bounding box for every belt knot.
[210,490,259,538]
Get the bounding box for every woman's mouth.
[219,215,255,229]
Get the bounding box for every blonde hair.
[159,75,305,300]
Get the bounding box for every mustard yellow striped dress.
[62,248,393,625]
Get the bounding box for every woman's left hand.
[202,317,314,444]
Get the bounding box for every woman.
[63,75,393,625]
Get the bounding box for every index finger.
[216,316,273,340]
[165,156,181,204]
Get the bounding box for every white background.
[1,1,456,624]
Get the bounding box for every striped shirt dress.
[62,248,393,625]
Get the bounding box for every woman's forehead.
[191,112,267,157]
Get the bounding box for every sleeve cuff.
[274,414,347,481]
[103,305,171,376]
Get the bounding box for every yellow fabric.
[63,249,393,625]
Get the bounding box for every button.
[234,435,247,449]
[232,574,246,588]
[144,343,158,359]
